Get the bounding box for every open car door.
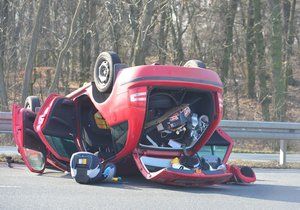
[12,105,46,173]
[197,128,233,163]
[34,94,79,168]
[132,128,236,187]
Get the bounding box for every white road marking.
[0,185,21,188]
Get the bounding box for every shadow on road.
[93,176,300,204]
[3,163,299,204]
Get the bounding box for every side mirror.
[24,148,45,171]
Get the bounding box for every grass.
[232,148,299,154]
[0,154,23,164]
[0,134,14,146]
[232,148,276,154]
[1,154,299,169]
[228,159,300,169]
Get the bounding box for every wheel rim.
[98,61,110,84]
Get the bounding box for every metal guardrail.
[220,120,300,165]
[1,112,300,165]
[0,112,12,134]
[220,120,300,140]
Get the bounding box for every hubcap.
[98,61,109,83]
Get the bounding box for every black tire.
[183,60,206,69]
[24,96,41,112]
[94,51,121,93]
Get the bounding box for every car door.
[197,127,234,163]
[12,105,47,173]
[34,94,79,163]
[132,128,234,187]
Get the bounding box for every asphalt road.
[0,163,299,210]
[1,146,300,162]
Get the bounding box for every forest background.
[0,0,299,151]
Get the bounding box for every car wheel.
[94,51,121,93]
[24,96,41,112]
[183,60,206,68]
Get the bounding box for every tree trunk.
[90,0,100,78]
[253,0,270,121]
[169,2,189,65]
[269,0,285,121]
[21,0,47,104]
[64,51,71,95]
[83,0,92,84]
[220,0,239,92]
[83,31,92,83]
[187,2,202,61]
[71,45,77,82]
[246,0,256,99]
[128,0,142,65]
[79,15,84,85]
[132,0,155,66]
[158,6,168,64]
[106,1,121,54]
[285,0,296,86]
[41,0,51,67]
[11,1,20,91]
[48,0,83,94]
[0,0,9,111]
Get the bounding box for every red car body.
[12,64,256,187]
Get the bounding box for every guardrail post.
[279,140,287,165]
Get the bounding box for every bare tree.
[105,1,122,54]
[132,0,156,66]
[285,0,296,86]
[245,0,256,99]
[156,2,169,64]
[0,0,299,125]
[48,0,83,94]
[253,0,270,121]
[169,1,191,65]
[0,0,9,111]
[268,0,285,121]
[21,0,47,104]
[220,0,239,92]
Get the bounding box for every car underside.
[12,52,256,187]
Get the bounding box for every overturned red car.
[12,52,256,187]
